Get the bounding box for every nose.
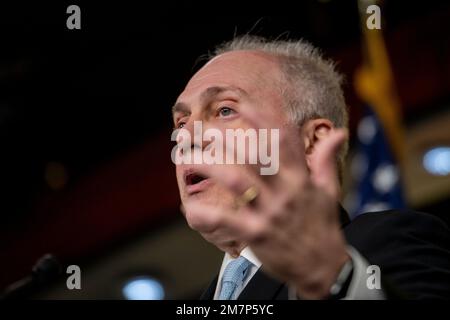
[177,116,211,154]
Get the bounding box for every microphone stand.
[1,254,63,300]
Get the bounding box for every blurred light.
[122,276,164,300]
[423,147,450,176]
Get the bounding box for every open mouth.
[184,170,211,195]
[185,172,208,186]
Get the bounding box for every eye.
[175,116,188,129]
[218,106,236,118]
[177,122,186,129]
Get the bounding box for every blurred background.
[0,0,449,299]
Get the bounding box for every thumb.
[309,128,348,200]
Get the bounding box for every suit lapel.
[237,268,287,300]
[200,275,218,300]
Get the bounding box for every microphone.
[1,254,63,300]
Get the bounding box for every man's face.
[173,50,287,220]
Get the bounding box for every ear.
[302,118,335,170]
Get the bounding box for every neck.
[223,242,247,258]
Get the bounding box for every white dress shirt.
[213,247,262,300]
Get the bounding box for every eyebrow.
[171,85,247,117]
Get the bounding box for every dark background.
[0,1,449,299]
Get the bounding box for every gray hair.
[209,35,349,180]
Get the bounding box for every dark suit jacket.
[200,209,450,300]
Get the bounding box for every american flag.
[345,107,406,218]
[347,1,407,218]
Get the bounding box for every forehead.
[176,50,284,104]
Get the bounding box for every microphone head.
[1,254,63,299]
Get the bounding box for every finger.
[309,128,348,199]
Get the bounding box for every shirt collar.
[222,246,262,268]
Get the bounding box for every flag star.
[372,164,399,194]
[357,116,377,145]
[351,153,369,180]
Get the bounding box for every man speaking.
[171,35,450,300]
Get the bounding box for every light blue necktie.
[218,256,252,300]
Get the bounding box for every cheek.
[207,185,237,209]
[175,166,184,186]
